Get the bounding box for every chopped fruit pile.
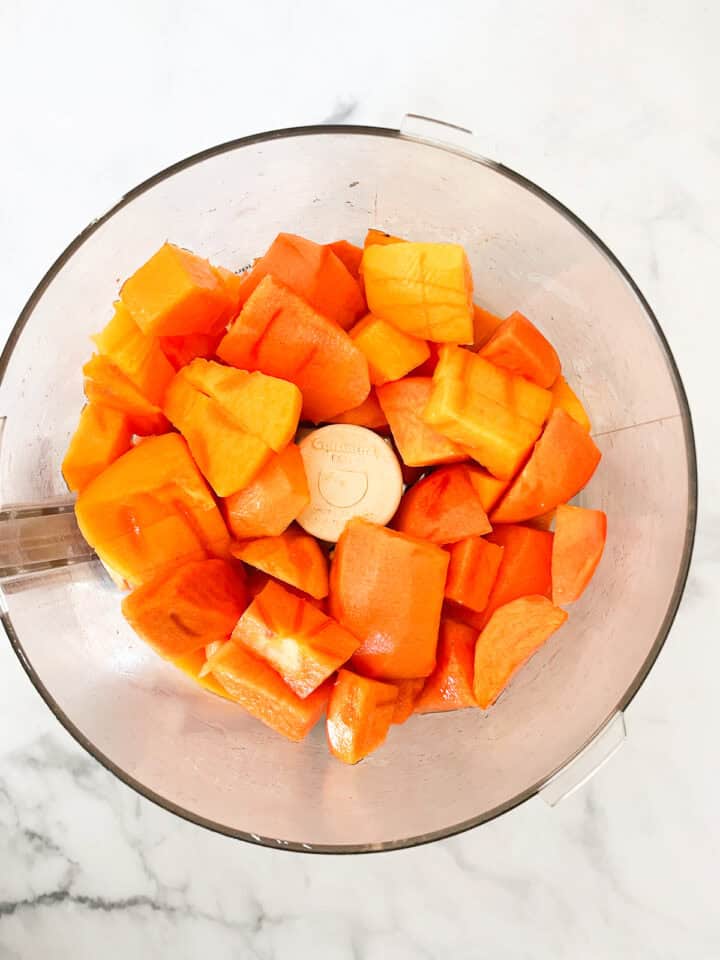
[62,229,606,764]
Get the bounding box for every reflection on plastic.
[400,114,474,149]
[539,710,626,806]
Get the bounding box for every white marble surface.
[1,1,718,956]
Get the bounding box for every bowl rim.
[0,122,698,854]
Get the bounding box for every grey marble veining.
[1,0,719,957]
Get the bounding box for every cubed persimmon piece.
[448,524,553,631]
[550,375,592,432]
[479,311,560,388]
[62,404,133,493]
[245,568,327,612]
[490,409,602,523]
[92,302,175,406]
[473,596,568,709]
[389,678,425,724]
[217,275,370,422]
[525,509,557,531]
[212,265,245,326]
[170,647,235,700]
[362,242,474,344]
[231,579,358,698]
[121,559,247,659]
[444,537,504,612]
[394,465,492,544]
[423,346,549,478]
[349,315,430,386]
[159,331,223,370]
[330,519,449,679]
[363,228,406,248]
[551,504,607,604]
[465,466,510,513]
[120,242,230,336]
[208,640,332,741]
[75,433,231,587]
[472,304,503,348]
[377,377,466,467]
[327,390,389,430]
[415,620,477,713]
[223,444,309,540]
[326,240,363,279]
[164,359,302,497]
[326,669,398,764]
[232,526,329,600]
[83,354,169,435]
[234,233,365,330]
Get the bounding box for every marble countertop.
[1,1,718,957]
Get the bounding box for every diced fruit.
[390,678,425,724]
[465,466,510,513]
[212,265,245,326]
[233,233,365,329]
[327,390,389,430]
[525,509,556,531]
[159,331,223,370]
[92,302,175,406]
[473,596,568,709]
[223,444,309,539]
[550,375,591,432]
[415,620,477,713]
[230,579,358,698]
[363,228,406,248]
[74,433,231,587]
[479,311,560,388]
[120,242,230,336]
[330,518,449,679]
[471,304,503,348]
[326,669,398,764]
[208,641,332,741]
[171,647,235,700]
[349,314,430,386]
[232,526,329,600]
[394,465,492,544]
[217,275,370,422]
[377,377,466,467]
[245,568,326,612]
[444,537,504,612]
[326,240,363,279]
[422,346,549,478]
[83,354,169,435]
[551,504,607,604]
[490,409,602,522]
[62,404,133,493]
[164,359,302,497]
[362,242,474,343]
[121,559,247,659]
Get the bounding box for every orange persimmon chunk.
[491,409,602,522]
[377,377,466,467]
[235,233,365,330]
[394,465,492,544]
[550,375,592,432]
[479,311,561,388]
[121,559,247,659]
[159,331,224,370]
[170,647,235,700]
[389,678,425,724]
[362,242,474,344]
[83,354,169,435]
[92,302,175,406]
[217,275,370,422]
[466,466,510,514]
[326,669,398,764]
[326,240,363,280]
[415,619,477,713]
[231,579,358,698]
[331,519,448,680]
[349,314,430,386]
[223,444,309,540]
[327,390,389,430]
[62,403,133,493]
[75,433,231,587]
[472,304,503,349]
[120,242,230,337]
[473,596,568,709]
[232,526,329,600]
[208,640,332,741]
[164,359,302,497]
[363,228,406,248]
[444,537,504,613]
[551,504,607,604]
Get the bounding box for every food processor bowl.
[0,118,696,851]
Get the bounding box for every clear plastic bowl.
[0,119,696,852]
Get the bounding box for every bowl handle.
[539,711,626,806]
[0,502,94,583]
